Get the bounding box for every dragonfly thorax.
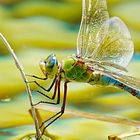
[62,57,98,83]
[39,54,58,79]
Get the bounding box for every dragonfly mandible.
[26,0,140,136]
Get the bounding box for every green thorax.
[62,57,101,84]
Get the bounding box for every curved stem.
[0,33,41,139]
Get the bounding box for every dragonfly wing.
[98,61,128,72]
[108,72,140,91]
[118,75,140,90]
[92,17,134,68]
[77,0,109,58]
[85,60,128,72]
[93,68,140,91]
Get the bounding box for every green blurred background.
[0,0,140,140]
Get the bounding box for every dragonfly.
[12,0,140,137]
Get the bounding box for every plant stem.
[0,33,41,140]
[36,104,140,127]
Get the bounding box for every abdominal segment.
[100,75,140,99]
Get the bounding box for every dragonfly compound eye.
[43,54,58,78]
[39,60,47,76]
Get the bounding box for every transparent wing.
[77,0,109,58]
[91,67,140,91]
[106,71,140,90]
[115,75,140,90]
[85,59,128,72]
[92,17,134,68]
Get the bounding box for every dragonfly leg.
[33,79,60,106]
[27,75,57,92]
[26,74,48,80]
[40,81,68,136]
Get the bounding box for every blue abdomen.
[101,75,140,100]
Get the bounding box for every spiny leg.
[40,81,68,136]
[28,108,55,140]
[27,75,57,100]
[40,79,61,126]
[26,74,48,80]
[33,79,60,106]
[33,77,58,100]
[39,79,61,128]
[27,75,57,92]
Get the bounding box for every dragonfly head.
[39,54,58,78]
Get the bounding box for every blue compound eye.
[48,58,55,68]
[45,54,58,69]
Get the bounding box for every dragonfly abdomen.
[114,80,140,99]
[101,75,140,99]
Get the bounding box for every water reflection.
[0,97,11,102]
[0,0,140,140]
[21,134,51,140]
